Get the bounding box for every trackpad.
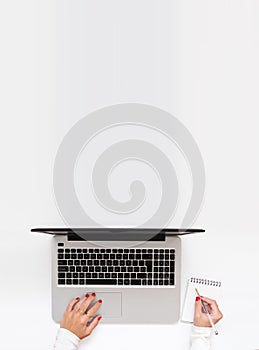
[96,292,122,317]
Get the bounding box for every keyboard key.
[102,266,107,272]
[68,260,73,265]
[91,254,96,259]
[58,243,64,246]
[67,279,72,285]
[58,266,69,272]
[124,279,130,285]
[58,254,64,259]
[92,273,97,278]
[73,273,78,278]
[58,273,65,278]
[85,279,117,285]
[77,249,82,253]
[81,260,86,266]
[72,279,78,285]
[83,249,88,253]
[69,266,75,272]
[65,254,70,259]
[79,273,84,278]
[142,280,147,285]
[89,266,94,272]
[58,279,65,284]
[84,254,89,259]
[118,279,123,285]
[143,254,152,260]
[105,273,110,278]
[71,254,77,259]
[71,249,76,253]
[66,272,72,278]
[83,266,88,272]
[58,249,64,253]
[99,273,104,278]
[95,266,101,272]
[131,280,141,285]
[76,266,81,272]
[74,260,80,266]
[58,260,67,265]
[78,254,83,259]
[79,279,85,285]
[134,267,139,272]
[137,273,147,279]
[94,249,99,253]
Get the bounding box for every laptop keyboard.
[57,246,175,286]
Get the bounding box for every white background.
[0,0,259,349]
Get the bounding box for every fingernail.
[92,292,96,297]
[97,316,102,321]
[196,296,201,301]
[76,297,80,300]
[98,299,102,303]
[85,293,89,298]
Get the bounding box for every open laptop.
[31,227,204,324]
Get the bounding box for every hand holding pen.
[194,289,223,335]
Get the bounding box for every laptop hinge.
[67,231,166,242]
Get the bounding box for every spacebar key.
[85,279,117,285]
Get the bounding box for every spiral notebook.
[181,277,222,323]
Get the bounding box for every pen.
[195,288,218,335]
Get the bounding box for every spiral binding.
[190,277,221,288]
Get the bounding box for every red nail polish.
[98,299,102,303]
[76,297,80,300]
[85,293,89,298]
[92,292,96,297]
[97,316,102,321]
[196,296,201,301]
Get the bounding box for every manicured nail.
[85,293,89,298]
[98,299,102,303]
[196,296,201,301]
[76,297,80,300]
[92,292,96,297]
[97,316,102,321]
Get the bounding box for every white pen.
[195,288,218,335]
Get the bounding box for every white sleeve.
[190,326,212,350]
[54,328,80,350]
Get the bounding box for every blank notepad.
[181,277,222,323]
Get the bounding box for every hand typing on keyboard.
[60,292,102,340]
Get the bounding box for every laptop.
[31,227,204,324]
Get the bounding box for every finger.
[85,299,102,318]
[75,292,97,313]
[194,297,205,318]
[200,296,218,310]
[65,297,80,312]
[85,315,102,335]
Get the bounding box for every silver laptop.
[31,227,204,324]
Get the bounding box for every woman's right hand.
[60,292,102,339]
[194,296,223,328]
